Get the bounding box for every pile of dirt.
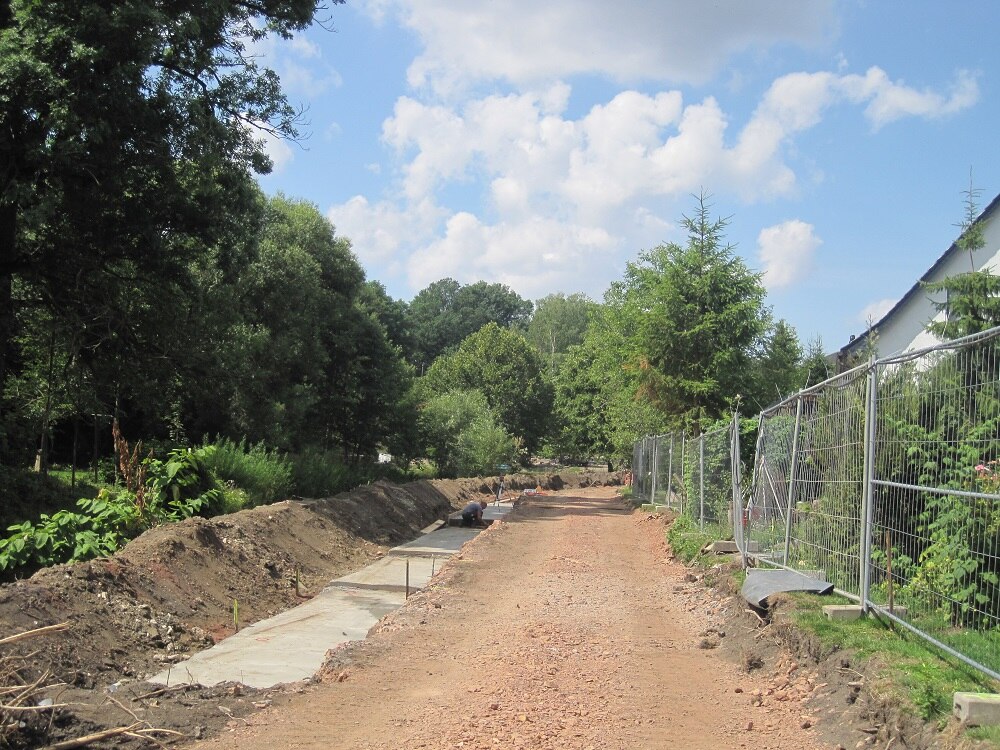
[0,470,616,749]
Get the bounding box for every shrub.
[201,437,293,507]
[290,448,355,498]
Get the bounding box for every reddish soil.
[0,477,972,749]
[190,488,833,750]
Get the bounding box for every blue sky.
[254,0,998,353]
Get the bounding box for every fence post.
[663,432,674,508]
[746,413,766,550]
[679,432,686,513]
[782,394,804,567]
[859,362,878,611]
[731,412,745,566]
[649,435,660,504]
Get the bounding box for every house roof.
[838,191,1000,359]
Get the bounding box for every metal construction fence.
[631,415,742,540]
[633,326,1000,682]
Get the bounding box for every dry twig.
[0,622,70,646]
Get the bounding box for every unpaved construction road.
[194,488,831,750]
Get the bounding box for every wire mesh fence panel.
[867,331,1000,680]
[786,367,868,595]
[694,424,733,536]
[746,400,798,565]
[683,432,702,525]
[632,436,650,503]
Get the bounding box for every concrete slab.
[954,692,1000,726]
[388,527,481,557]
[147,512,492,689]
[326,555,442,593]
[147,586,405,688]
[823,604,863,621]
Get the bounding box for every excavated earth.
[0,475,986,750]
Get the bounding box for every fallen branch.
[132,683,194,701]
[41,722,144,750]
[0,623,70,646]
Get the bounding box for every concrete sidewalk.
[147,501,515,689]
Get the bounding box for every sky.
[254,0,999,353]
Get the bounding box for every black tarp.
[740,568,834,607]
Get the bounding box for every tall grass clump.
[290,448,356,498]
[201,438,293,507]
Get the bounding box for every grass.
[666,514,726,565]
[781,591,1000,732]
[201,438,293,507]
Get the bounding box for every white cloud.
[405,213,617,298]
[851,68,980,129]
[326,196,445,267]
[359,0,835,94]
[756,220,821,290]
[247,30,342,98]
[342,62,975,299]
[255,127,295,173]
[859,298,897,325]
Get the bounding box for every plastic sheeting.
[740,568,834,608]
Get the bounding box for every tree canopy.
[422,323,552,456]
[406,279,532,367]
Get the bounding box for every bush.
[290,448,355,498]
[201,437,293,507]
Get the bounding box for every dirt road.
[194,488,830,750]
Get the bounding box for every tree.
[0,0,328,462]
[801,337,831,388]
[526,293,597,372]
[549,342,611,462]
[406,279,532,367]
[418,389,515,477]
[422,323,552,457]
[359,281,412,355]
[621,194,769,427]
[751,320,803,409]
[924,179,1000,340]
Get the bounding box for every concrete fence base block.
[823,605,863,621]
[706,540,739,554]
[954,692,1000,726]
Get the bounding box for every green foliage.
[526,293,597,372]
[289,448,356,498]
[0,0,327,462]
[0,445,223,576]
[418,389,516,478]
[406,279,533,367]
[624,195,769,425]
[751,320,803,410]
[201,437,293,508]
[666,515,720,564]
[787,592,998,725]
[423,324,552,456]
[0,465,92,531]
[801,336,831,388]
[145,446,225,519]
[549,342,612,462]
[923,181,1000,341]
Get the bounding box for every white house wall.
[864,211,1000,358]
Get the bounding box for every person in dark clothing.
[460,499,488,527]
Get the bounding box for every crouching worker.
[461,499,489,527]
